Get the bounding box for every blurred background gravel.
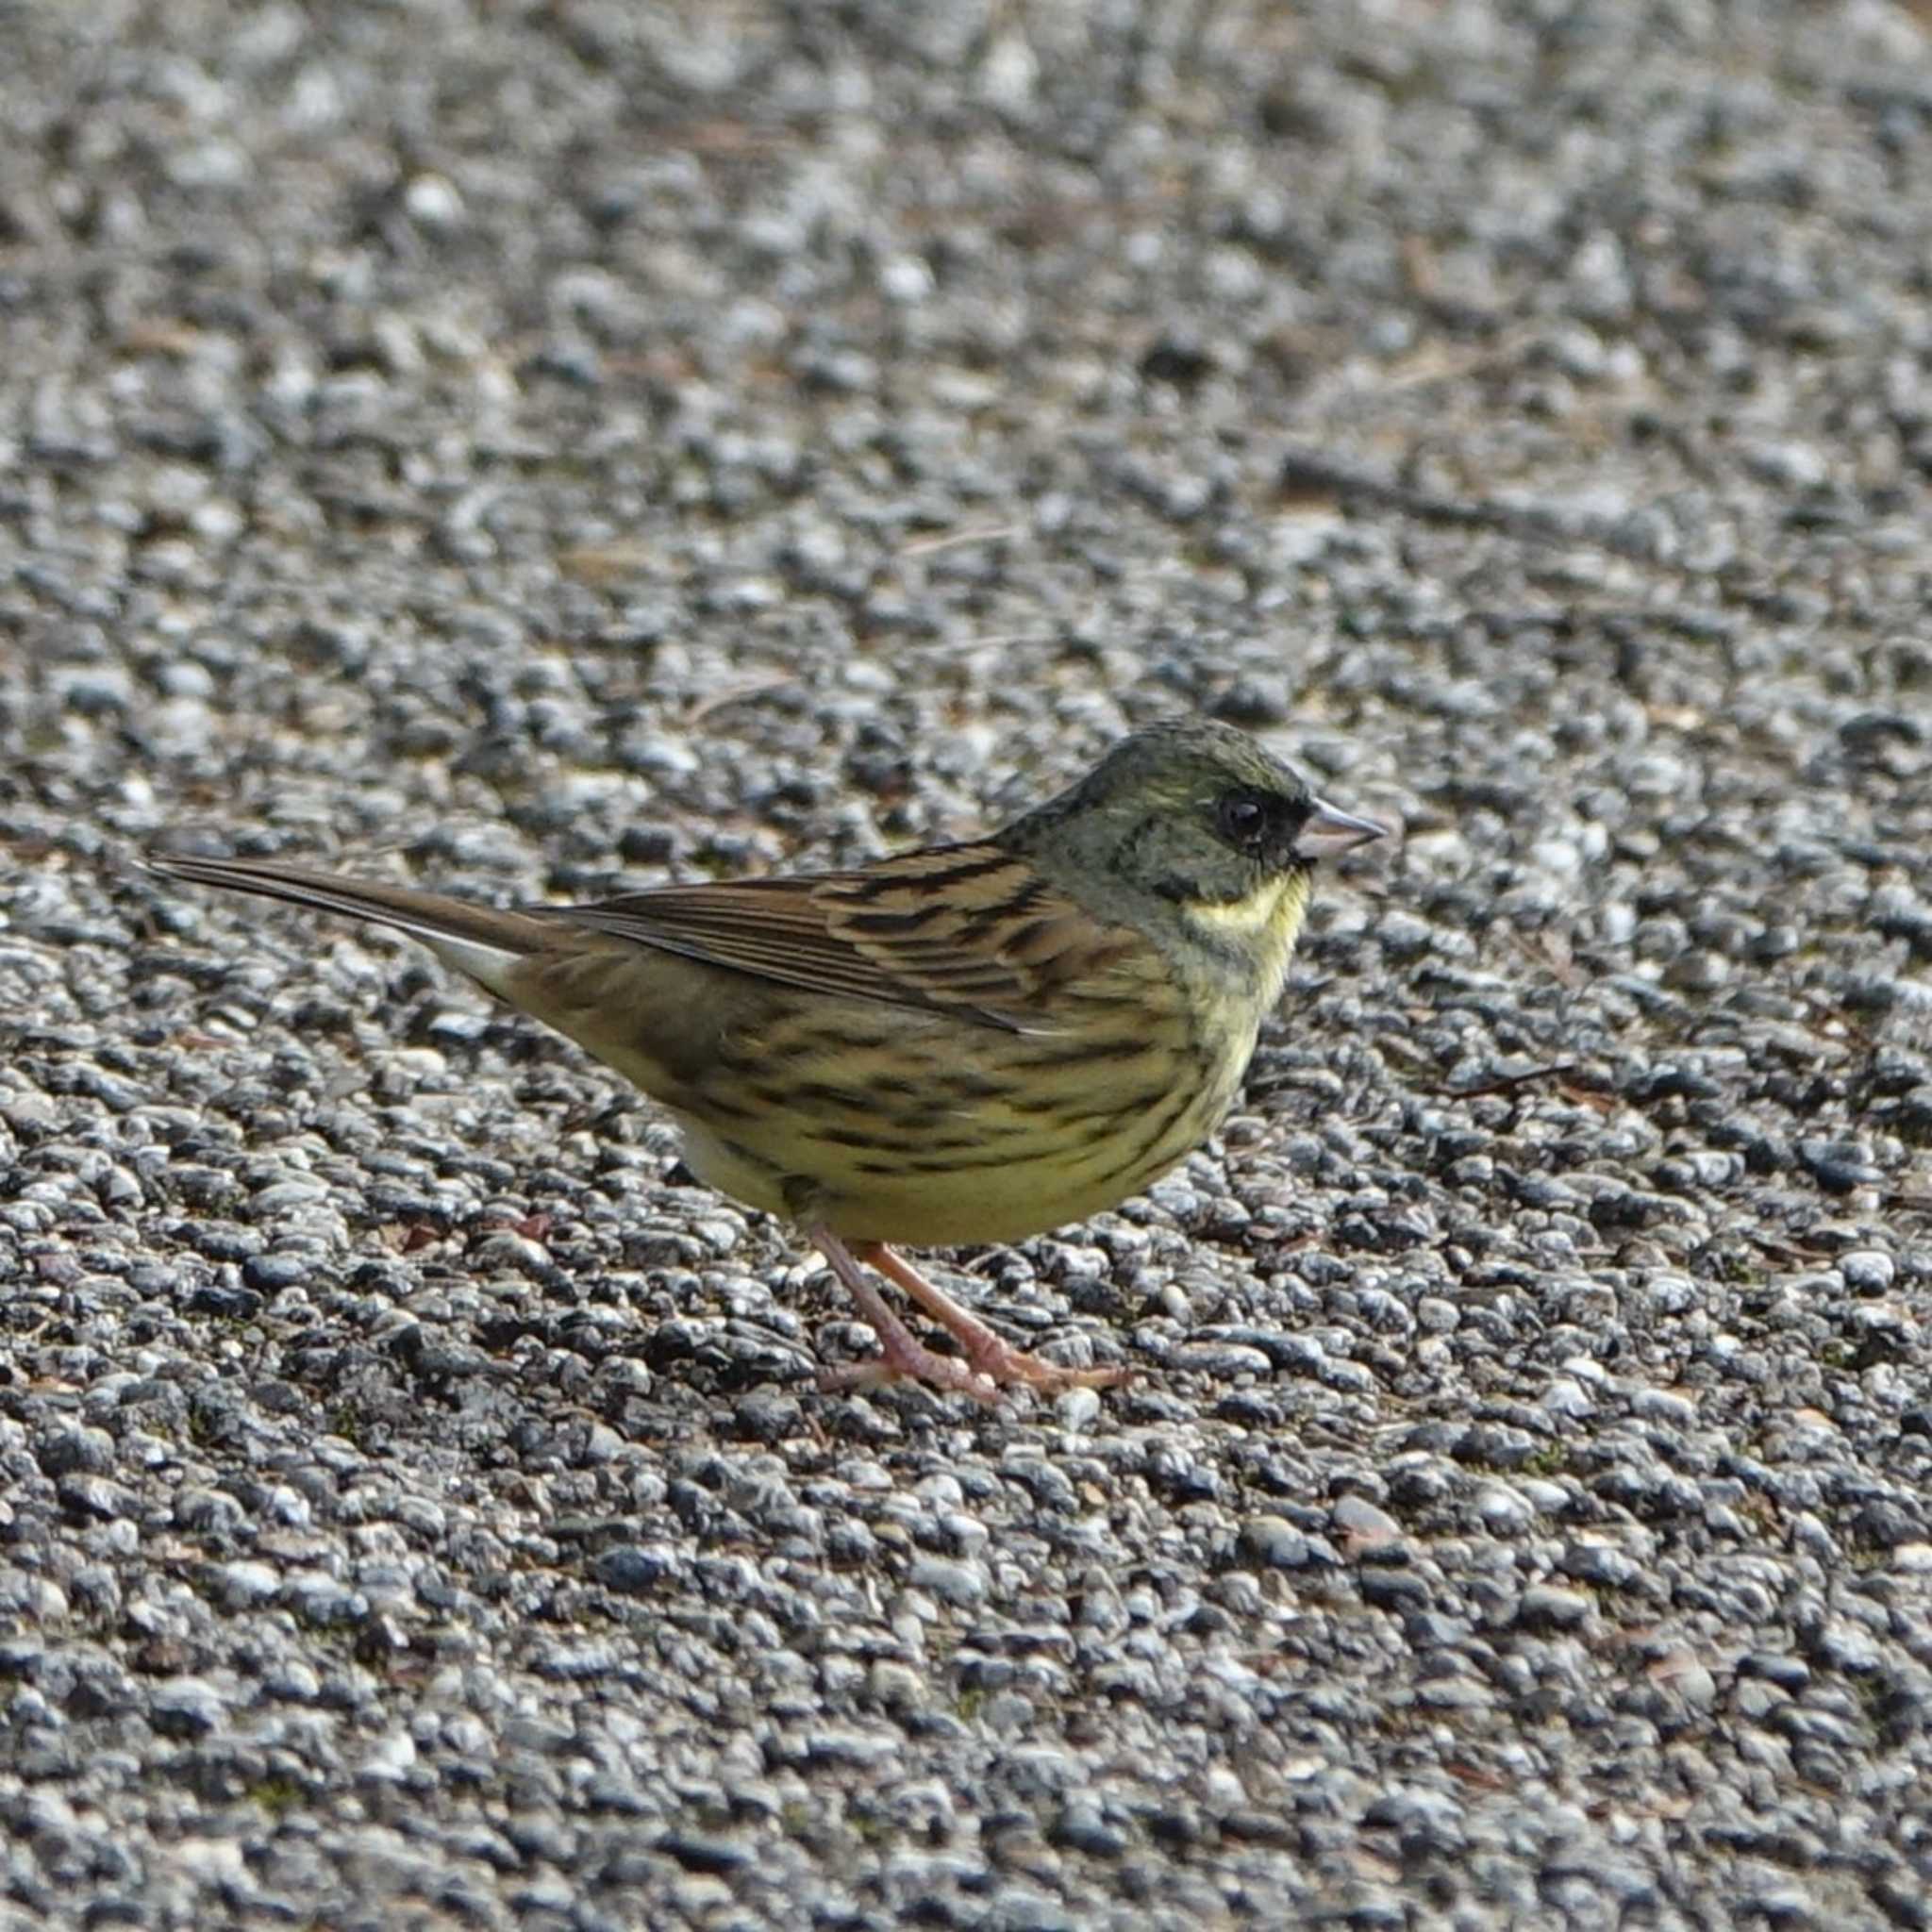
[4,2,1932,1926]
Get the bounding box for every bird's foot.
[948,1325,1129,1393]
[809,1228,1127,1402]
[815,1338,1002,1407]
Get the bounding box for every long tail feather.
[148,853,553,989]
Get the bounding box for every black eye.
[1215,790,1271,849]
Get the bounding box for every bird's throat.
[1174,872,1312,1006]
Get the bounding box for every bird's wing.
[549,842,1134,1032]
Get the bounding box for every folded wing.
[553,842,1130,1033]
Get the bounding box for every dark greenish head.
[1000,717,1386,908]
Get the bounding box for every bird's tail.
[148,853,554,993]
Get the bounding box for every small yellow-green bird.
[152,718,1384,1402]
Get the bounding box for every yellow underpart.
[503,872,1315,1248]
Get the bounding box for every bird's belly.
[674,1024,1249,1247]
[533,950,1258,1249]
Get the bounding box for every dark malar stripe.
[1150,868,1270,908]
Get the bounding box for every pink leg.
[868,1243,1128,1391]
[810,1228,1127,1399]
[810,1228,1001,1405]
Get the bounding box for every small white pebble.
[1541,1376,1594,1419]
[1057,1386,1103,1430]
[404,173,463,228]
[1840,1249,1896,1291]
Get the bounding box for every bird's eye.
[1215,790,1271,849]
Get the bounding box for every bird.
[149,717,1385,1403]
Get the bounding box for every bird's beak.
[1294,796,1389,859]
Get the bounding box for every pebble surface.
[5,3,1932,1927]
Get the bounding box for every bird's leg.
[808,1226,1001,1406]
[861,1241,1128,1393]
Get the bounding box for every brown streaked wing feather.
[545,842,1134,1031]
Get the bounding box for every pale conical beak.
[1294,796,1389,859]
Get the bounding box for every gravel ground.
[5,2,1932,1927]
